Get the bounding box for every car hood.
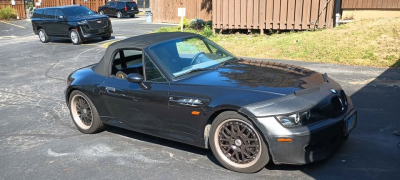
[67,14,108,21]
[175,60,326,95]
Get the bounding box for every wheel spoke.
[217,119,261,165]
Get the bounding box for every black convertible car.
[65,32,357,173]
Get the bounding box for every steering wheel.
[190,52,205,65]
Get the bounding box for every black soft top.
[93,32,198,76]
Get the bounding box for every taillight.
[124,6,127,11]
[136,6,138,10]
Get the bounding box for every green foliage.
[189,18,205,30]
[201,25,213,37]
[0,6,16,20]
[183,17,190,28]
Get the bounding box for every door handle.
[105,87,116,92]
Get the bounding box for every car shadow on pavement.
[105,125,224,168]
[49,36,116,45]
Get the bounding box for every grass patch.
[154,18,400,68]
[0,6,16,20]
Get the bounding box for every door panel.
[102,78,170,129]
[41,9,56,35]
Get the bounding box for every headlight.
[77,20,88,25]
[275,111,310,127]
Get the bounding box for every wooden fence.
[342,0,400,10]
[34,0,105,12]
[0,0,26,19]
[149,0,212,23]
[213,0,336,32]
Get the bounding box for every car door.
[109,2,118,16]
[103,2,111,15]
[53,9,69,37]
[102,50,171,129]
[41,8,56,36]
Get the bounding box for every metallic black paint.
[65,34,357,165]
[32,6,112,41]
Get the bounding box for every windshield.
[148,36,235,78]
[63,6,95,18]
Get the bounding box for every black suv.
[98,1,139,18]
[31,5,113,45]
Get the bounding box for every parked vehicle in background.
[98,1,139,18]
[31,5,113,45]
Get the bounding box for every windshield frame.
[145,36,236,81]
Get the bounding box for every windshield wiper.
[174,68,213,78]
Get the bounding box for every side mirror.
[126,73,143,83]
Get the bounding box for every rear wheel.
[38,29,49,43]
[69,90,105,134]
[117,11,122,18]
[70,29,83,45]
[209,111,270,173]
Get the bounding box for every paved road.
[0,17,399,180]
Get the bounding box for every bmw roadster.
[65,32,357,173]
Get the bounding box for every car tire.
[99,10,104,15]
[38,29,49,43]
[69,90,105,134]
[70,29,83,45]
[101,34,111,40]
[130,14,135,18]
[117,11,122,18]
[209,111,270,173]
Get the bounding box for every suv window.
[105,2,111,6]
[45,9,56,19]
[32,9,44,18]
[110,2,117,6]
[55,9,65,19]
[144,54,167,82]
[63,6,95,18]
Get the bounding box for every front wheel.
[70,29,83,45]
[69,90,105,134]
[101,34,111,40]
[209,111,270,173]
[99,10,104,15]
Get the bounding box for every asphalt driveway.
[0,17,399,180]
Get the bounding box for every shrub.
[0,6,16,20]
[183,17,190,28]
[202,25,213,37]
[189,17,205,30]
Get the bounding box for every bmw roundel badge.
[330,89,338,94]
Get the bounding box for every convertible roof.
[93,32,198,76]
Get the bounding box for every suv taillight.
[136,6,138,10]
[124,6,127,11]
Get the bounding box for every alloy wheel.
[70,31,78,44]
[99,10,104,15]
[39,30,45,42]
[70,94,93,130]
[214,119,262,168]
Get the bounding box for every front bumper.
[79,26,113,39]
[252,108,357,165]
